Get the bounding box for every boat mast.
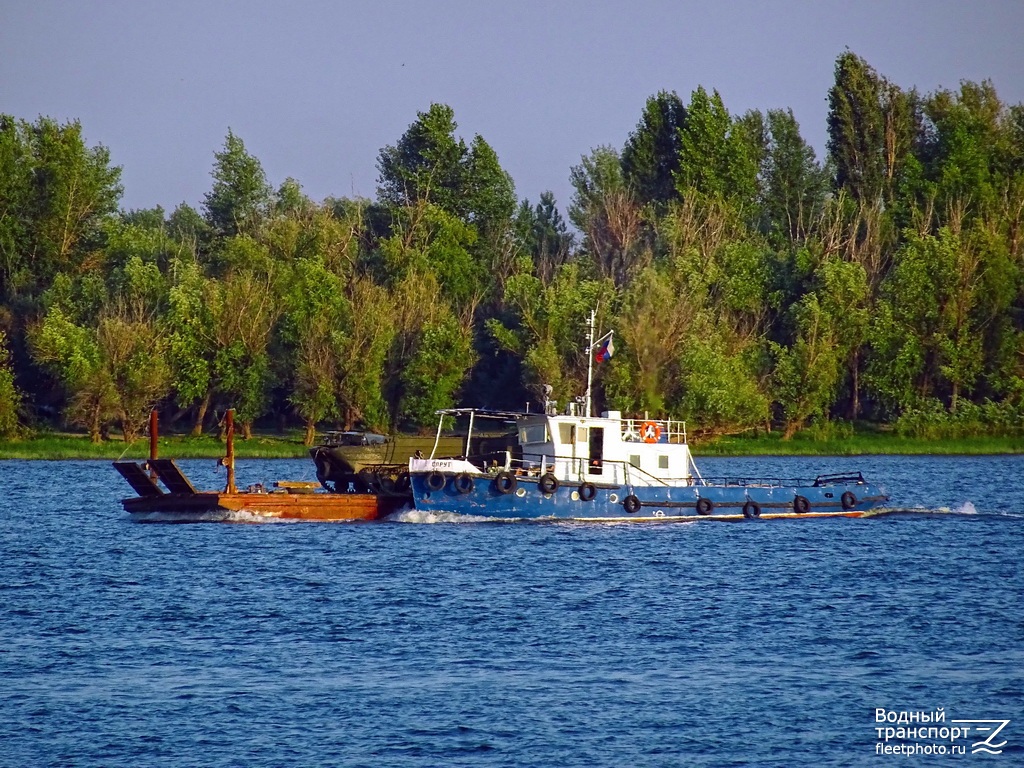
[585,310,595,417]
[585,309,613,418]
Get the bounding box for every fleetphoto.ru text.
[875,708,1011,756]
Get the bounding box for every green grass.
[0,431,312,460]
[2,426,1023,460]
[694,430,1024,456]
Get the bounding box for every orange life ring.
[640,421,662,444]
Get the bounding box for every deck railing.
[453,450,866,491]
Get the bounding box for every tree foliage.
[3,56,1023,443]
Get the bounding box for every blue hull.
[410,473,889,521]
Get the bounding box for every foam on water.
[128,509,306,524]
[385,508,503,524]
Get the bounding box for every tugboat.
[406,314,889,522]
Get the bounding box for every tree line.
[1,51,1022,444]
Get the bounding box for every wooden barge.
[114,410,408,522]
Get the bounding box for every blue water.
[1,455,1022,767]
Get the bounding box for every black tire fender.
[623,494,641,514]
[494,471,517,495]
[578,482,597,502]
[426,471,446,492]
[841,491,857,510]
[793,495,811,514]
[696,497,714,515]
[538,472,559,494]
[454,473,474,494]
[742,500,761,519]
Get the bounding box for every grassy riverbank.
[1,427,1023,460]
[694,431,1024,456]
[0,432,311,460]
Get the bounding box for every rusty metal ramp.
[149,459,199,495]
[113,461,165,497]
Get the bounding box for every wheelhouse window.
[658,455,669,470]
[520,423,548,445]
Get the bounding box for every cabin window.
[559,423,574,445]
[658,455,669,470]
[629,455,641,468]
[520,423,548,445]
[588,426,604,474]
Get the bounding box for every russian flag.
[595,335,615,363]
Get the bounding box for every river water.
[1,455,1022,766]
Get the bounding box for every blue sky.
[3,1,1022,214]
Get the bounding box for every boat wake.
[862,503,1024,520]
[128,510,249,524]
[129,509,346,524]
[384,508,505,524]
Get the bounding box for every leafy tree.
[827,51,919,205]
[0,330,23,437]
[208,245,282,438]
[397,312,476,430]
[515,191,574,284]
[464,135,517,233]
[29,303,169,442]
[607,266,695,414]
[866,226,1003,414]
[0,115,122,304]
[167,202,211,253]
[771,293,845,438]
[0,117,35,301]
[377,105,516,309]
[759,109,829,246]
[570,146,645,286]
[676,87,760,207]
[165,256,218,434]
[677,332,770,434]
[335,276,394,430]
[622,90,687,209]
[30,307,115,441]
[377,103,468,214]
[916,80,1020,228]
[488,263,614,408]
[202,129,271,240]
[377,201,482,322]
[280,255,348,444]
[97,306,173,441]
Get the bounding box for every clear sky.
[3,1,1023,215]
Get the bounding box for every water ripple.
[1,456,1022,766]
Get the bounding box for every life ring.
[841,491,857,510]
[696,497,713,515]
[454,473,474,494]
[426,471,446,491]
[494,470,516,495]
[742,500,761,519]
[623,494,641,514]
[538,472,559,494]
[793,495,810,514]
[578,482,597,502]
[640,421,662,444]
